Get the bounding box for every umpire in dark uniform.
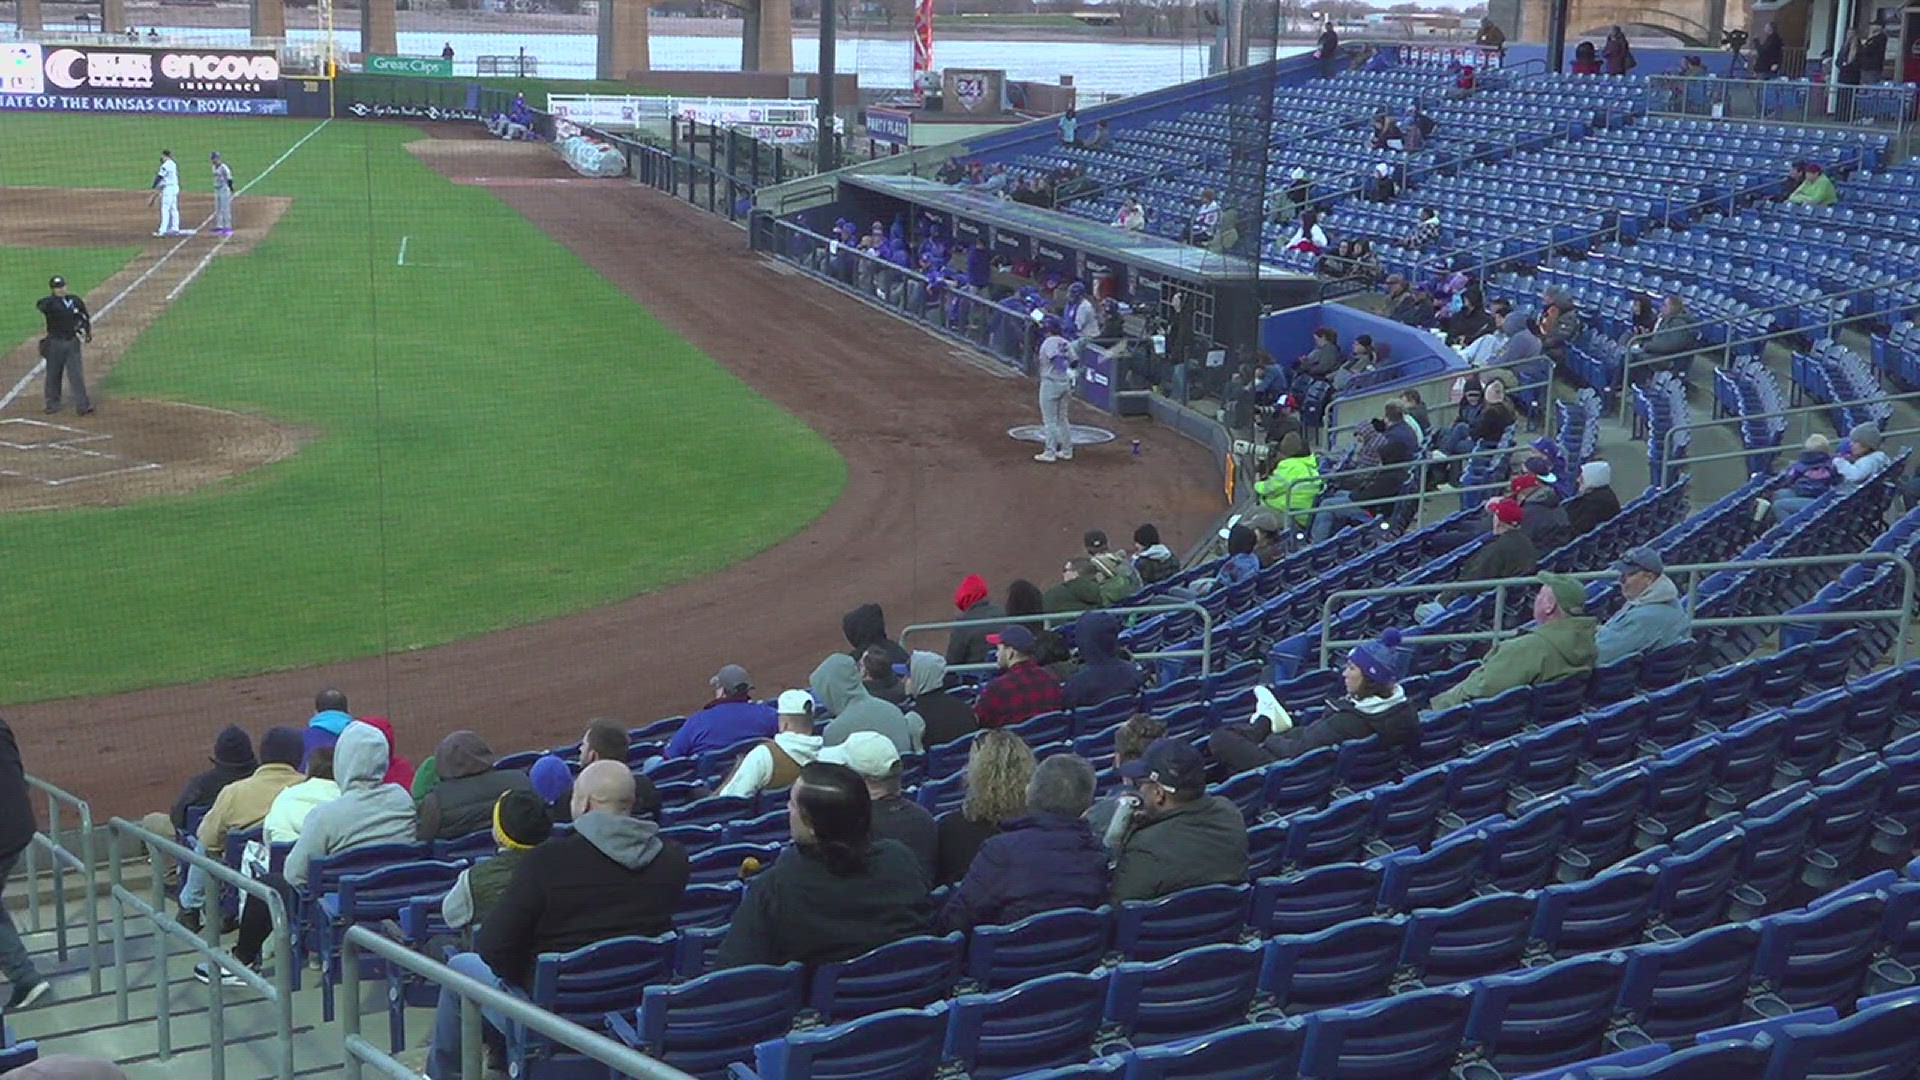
[36,275,93,416]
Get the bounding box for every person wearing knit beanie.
[1567,459,1622,536]
[1210,628,1418,774]
[442,791,552,931]
[184,726,306,937]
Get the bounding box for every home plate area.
[0,420,160,487]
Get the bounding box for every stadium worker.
[149,148,185,237]
[1430,574,1599,711]
[209,151,235,235]
[1596,546,1692,665]
[426,761,688,1079]
[35,275,93,416]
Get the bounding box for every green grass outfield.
[0,115,843,703]
[0,246,137,354]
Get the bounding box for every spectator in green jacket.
[442,791,553,930]
[1430,573,1598,710]
[1256,432,1322,528]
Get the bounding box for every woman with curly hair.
[933,729,1036,885]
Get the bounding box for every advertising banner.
[2,43,281,100]
[0,92,287,115]
[991,226,1030,261]
[864,106,912,146]
[367,54,454,78]
[1034,239,1076,276]
[952,216,985,244]
[1078,346,1115,412]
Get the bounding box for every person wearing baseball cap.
[35,274,94,416]
[1414,495,1539,623]
[1431,572,1598,711]
[1597,546,1691,665]
[973,624,1065,731]
[715,690,827,800]
[1211,627,1418,774]
[820,730,937,878]
[664,664,777,759]
[1112,737,1249,901]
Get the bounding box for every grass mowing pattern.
[0,116,843,702]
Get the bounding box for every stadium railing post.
[21,776,100,992]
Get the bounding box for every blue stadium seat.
[314,857,464,1022]
[1529,864,1662,958]
[943,970,1112,1079]
[1378,830,1487,913]
[1462,954,1630,1075]
[1103,941,1265,1047]
[1295,983,1475,1079]
[966,907,1111,990]
[1114,884,1250,961]
[611,962,807,1079]
[1258,916,1407,1015]
[739,1005,949,1080]
[517,934,679,1078]
[807,932,965,1024]
[1397,892,1537,986]
[1749,892,1907,1013]
[1613,922,1761,1042]
[1117,1019,1307,1079]
[1761,988,1920,1079]
[1249,863,1379,938]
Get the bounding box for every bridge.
[1500,0,1732,47]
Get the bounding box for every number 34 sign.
[942,68,1004,115]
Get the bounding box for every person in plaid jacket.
[973,626,1065,730]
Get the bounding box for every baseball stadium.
[1,0,1920,1074]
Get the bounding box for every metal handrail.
[1315,552,1916,666]
[898,601,1216,678]
[1321,375,1554,446]
[1655,427,1920,487]
[340,924,696,1080]
[1273,437,1528,520]
[1618,286,1920,418]
[1659,390,1920,483]
[19,774,99,994]
[106,816,296,1080]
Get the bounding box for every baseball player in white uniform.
[149,149,189,237]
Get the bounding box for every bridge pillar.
[1488,0,1523,39]
[1519,0,1549,46]
[18,0,42,30]
[101,0,127,34]
[361,0,397,57]
[597,0,650,78]
[755,0,793,72]
[743,0,761,71]
[252,0,286,41]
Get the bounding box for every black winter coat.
[715,840,932,969]
[1263,693,1420,759]
[0,718,34,861]
[170,763,256,832]
[1566,485,1622,536]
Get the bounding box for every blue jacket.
[938,813,1110,930]
[666,698,778,758]
[1596,575,1692,665]
[309,709,354,736]
[1063,612,1144,709]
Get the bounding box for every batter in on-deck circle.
[149,149,188,237]
[35,275,94,417]
[210,151,235,235]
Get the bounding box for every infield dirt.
[13,135,1226,818]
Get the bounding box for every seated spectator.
[1768,434,1839,523]
[357,716,415,791]
[1383,275,1428,325]
[904,653,978,748]
[1347,334,1379,376]
[1329,236,1379,286]
[1571,40,1602,75]
[441,790,553,932]
[1431,574,1599,710]
[1114,197,1146,231]
[718,761,931,968]
[1088,714,1166,850]
[1406,207,1442,249]
[1062,611,1144,709]
[1004,579,1072,666]
[1310,432,1413,542]
[1458,310,1508,366]
[1284,210,1328,254]
[1785,161,1838,206]
[1212,523,1264,587]
[303,687,352,770]
[1084,529,1143,604]
[1239,508,1287,567]
[1436,375,1516,459]
[822,730,937,879]
[716,689,826,799]
[1083,121,1111,150]
[1210,628,1417,772]
[1112,739,1249,901]
[939,755,1108,930]
[1409,104,1437,142]
[1370,114,1405,151]
[667,666,778,759]
[843,603,909,667]
[1367,163,1398,202]
[810,653,922,753]
[946,573,1005,667]
[207,722,416,985]
[979,164,1010,195]
[1255,434,1321,531]
[1297,326,1343,382]
[185,727,304,931]
[1566,460,1623,536]
[427,761,689,1079]
[1635,294,1701,373]
[861,647,909,705]
[538,718,657,823]
[1400,112,1426,153]
[1510,469,1571,551]
[417,732,533,842]
[934,729,1035,885]
[1205,208,1242,254]
[1380,402,1420,457]
[528,754,572,819]
[1527,436,1577,501]
[973,626,1066,730]
[1625,293,1658,339]
[1190,188,1223,246]
[1131,523,1181,585]
[1044,556,1107,613]
[141,725,253,902]
[1399,388,1431,443]
[263,747,338,845]
[1833,423,1890,486]
[1597,546,1693,665]
[1322,238,1363,279]
[1414,497,1540,622]
[1491,309,1546,388]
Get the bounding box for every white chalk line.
[165,236,232,302]
[397,236,409,266]
[0,118,331,414]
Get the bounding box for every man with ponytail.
[715,761,932,969]
[1209,628,1418,774]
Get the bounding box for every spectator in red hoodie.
[945,573,1006,668]
[356,716,415,791]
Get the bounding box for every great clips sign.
[1,44,281,99]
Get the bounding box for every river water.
[4,23,1310,94]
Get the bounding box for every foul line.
[165,236,232,302]
[397,236,409,266]
[0,118,330,413]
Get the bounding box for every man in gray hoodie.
[811,653,923,753]
[200,721,416,986]
[1596,546,1692,665]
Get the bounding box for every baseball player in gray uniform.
[210,152,235,235]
